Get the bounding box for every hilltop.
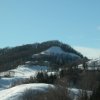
[0,40,83,72]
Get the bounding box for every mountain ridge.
[0,40,83,72]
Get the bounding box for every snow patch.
[0,83,54,100]
[41,46,66,55]
[32,46,80,59]
[0,65,48,90]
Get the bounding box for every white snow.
[32,46,80,59]
[77,64,85,70]
[0,78,13,90]
[41,46,66,55]
[0,64,93,100]
[12,65,48,78]
[68,88,92,100]
[88,58,100,66]
[0,65,48,90]
[0,83,54,100]
[78,64,100,70]
[47,71,58,76]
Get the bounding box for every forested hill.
[0,40,83,72]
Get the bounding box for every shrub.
[78,90,90,100]
[89,84,100,100]
[20,86,71,100]
[19,88,38,100]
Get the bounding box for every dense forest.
[0,40,84,72]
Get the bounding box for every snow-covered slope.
[12,65,48,78]
[0,64,93,100]
[78,58,100,70]
[68,88,92,100]
[0,65,48,78]
[87,58,100,67]
[0,82,92,100]
[0,83,54,100]
[0,65,48,90]
[41,46,66,54]
[32,46,81,62]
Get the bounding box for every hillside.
[32,46,82,67]
[0,40,83,72]
[0,83,54,100]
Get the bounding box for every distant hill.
[87,58,100,67]
[32,46,82,67]
[0,40,83,72]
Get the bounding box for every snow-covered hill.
[32,46,81,64]
[87,58,100,67]
[33,46,80,57]
[0,82,92,100]
[12,65,48,78]
[41,46,66,54]
[0,64,92,100]
[0,83,54,100]
[78,58,100,70]
[0,65,48,90]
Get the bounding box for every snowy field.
[0,83,54,100]
[0,65,92,100]
[0,65,48,90]
[0,65,52,100]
